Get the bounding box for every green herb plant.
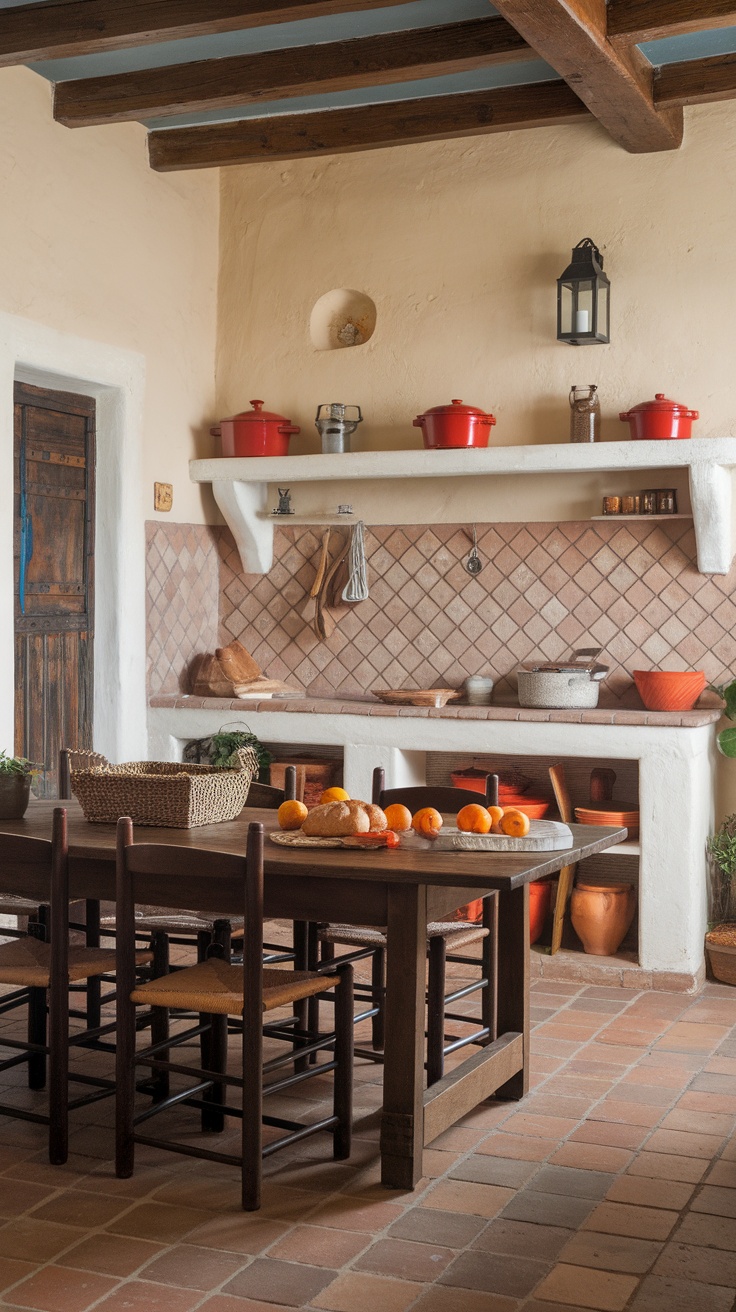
[209,730,271,781]
[709,679,736,757]
[707,814,736,926]
[0,750,39,777]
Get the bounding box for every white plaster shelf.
[190,438,736,574]
[589,514,692,522]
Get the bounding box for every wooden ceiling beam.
[147,80,589,170]
[608,1,736,45]
[492,0,683,152]
[54,16,531,127]
[0,0,420,67]
[656,51,736,103]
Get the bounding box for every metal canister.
[602,496,621,515]
[641,490,658,514]
[656,488,677,514]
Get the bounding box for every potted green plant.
[708,678,736,756]
[706,815,736,984]
[0,751,39,820]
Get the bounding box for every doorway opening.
[13,381,95,797]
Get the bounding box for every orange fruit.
[384,803,413,832]
[456,803,492,834]
[320,786,350,804]
[412,807,443,836]
[278,799,309,830]
[487,805,505,834]
[500,808,531,838]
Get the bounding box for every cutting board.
[399,820,574,852]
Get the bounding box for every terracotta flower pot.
[529,880,552,945]
[570,881,636,956]
[0,774,31,820]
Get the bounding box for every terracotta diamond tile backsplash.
[147,516,736,704]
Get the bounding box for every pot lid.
[625,393,694,415]
[522,661,608,677]
[223,399,294,424]
[416,398,494,419]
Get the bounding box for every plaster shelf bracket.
[211,478,271,573]
[688,460,733,575]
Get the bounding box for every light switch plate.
[154,482,173,512]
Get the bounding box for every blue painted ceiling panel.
[640,26,736,65]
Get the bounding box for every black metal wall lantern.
[557,238,610,345]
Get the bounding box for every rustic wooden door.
[13,382,95,798]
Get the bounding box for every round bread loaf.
[302,801,371,837]
[362,803,388,832]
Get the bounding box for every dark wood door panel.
[13,383,95,796]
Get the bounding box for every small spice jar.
[641,490,658,514]
[602,496,621,515]
[465,675,494,705]
[656,488,677,514]
[621,495,637,515]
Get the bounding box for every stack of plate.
[575,805,640,841]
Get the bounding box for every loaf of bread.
[301,800,387,837]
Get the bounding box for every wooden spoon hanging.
[301,529,331,626]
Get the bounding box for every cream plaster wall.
[216,101,736,526]
[0,66,219,525]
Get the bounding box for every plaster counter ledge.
[148,694,719,988]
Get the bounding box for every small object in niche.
[337,504,353,516]
[641,490,658,514]
[621,495,637,515]
[465,524,483,574]
[272,488,294,516]
[154,481,173,512]
[657,488,677,514]
[569,385,600,443]
[602,496,621,515]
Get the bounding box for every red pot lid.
[223,399,294,424]
[417,398,494,419]
[625,393,694,416]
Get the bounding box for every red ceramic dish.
[501,797,550,820]
[633,669,706,712]
[619,393,698,441]
[413,399,496,449]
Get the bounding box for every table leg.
[380,883,427,1190]
[495,883,530,1101]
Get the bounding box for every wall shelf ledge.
[190,438,736,574]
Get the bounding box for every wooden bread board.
[400,820,574,852]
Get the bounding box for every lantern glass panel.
[574,281,594,336]
[559,282,574,337]
[597,280,609,340]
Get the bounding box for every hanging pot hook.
[465,524,483,575]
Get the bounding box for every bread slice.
[216,639,262,685]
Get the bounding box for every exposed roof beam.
[0,0,420,67]
[656,51,736,103]
[491,0,683,152]
[608,1,736,44]
[147,80,588,169]
[54,16,531,127]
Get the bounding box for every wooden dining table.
[0,800,625,1188]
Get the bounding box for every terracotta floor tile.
[411,1289,519,1312]
[549,1143,633,1173]
[569,1121,648,1150]
[583,1202,678,1241]
[660,1107,735,1136]
[644,1128,725,1158]
[691,1184,736,1218]
[495,1113,578,1139]
[531,1166,615,1200]
[501,1189,596,1228]
[9,1265,118,1312]
[588,1100,663,1129]
[197,1299,295,1312]
[0,1218,81,1263]
[312,1271,425,1312]
[223,1257,336,1307]
[653,1240,736,1286]
[388,1207,484,1249]
[355,1236,455,1282]
[559,1229,662,1274]
[0,1255,36,1292]
[677,1090,736,1115]
[448,1155,539,1189]
[134,1243,247,1290]
[476,1134,555,1162]
[605,1176,694,1210]
[706,1159,736,1188]
[106,1201,212,1244]
[29,1191,130,1230]
[575,1044,645,1067]
[626,1152,708,1184]
[185,1213,289,1255]
[92,1279,203,1312]
[677,1211,736,1250]
[421,1180,513,1218]
[628,1273,734,1311]
[471,1218,571,1263]
[654,1023,730,1053]
[0,1182,56,1219]
[533,1262,638,1310]
[267,1224,370,1268]
[56,1233,164,1278]
[439,1249,550,1298]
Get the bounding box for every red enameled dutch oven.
[619,393,699,441]
[413,398,497,449]
[210,400,300,457]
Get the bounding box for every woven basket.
[71,747,258,828]
[706,923,736,986]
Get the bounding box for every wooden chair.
[114,818,354,1211]
[0,809,152,1163]
[313,767,499,1085]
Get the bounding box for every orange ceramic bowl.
[633,669,706,712]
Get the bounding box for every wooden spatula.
[315,534,349,640]
[301,529,331,626]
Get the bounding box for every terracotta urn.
[570,881,636,956]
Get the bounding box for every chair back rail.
[372,767,499,812]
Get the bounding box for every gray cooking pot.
[517,648,608,709]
